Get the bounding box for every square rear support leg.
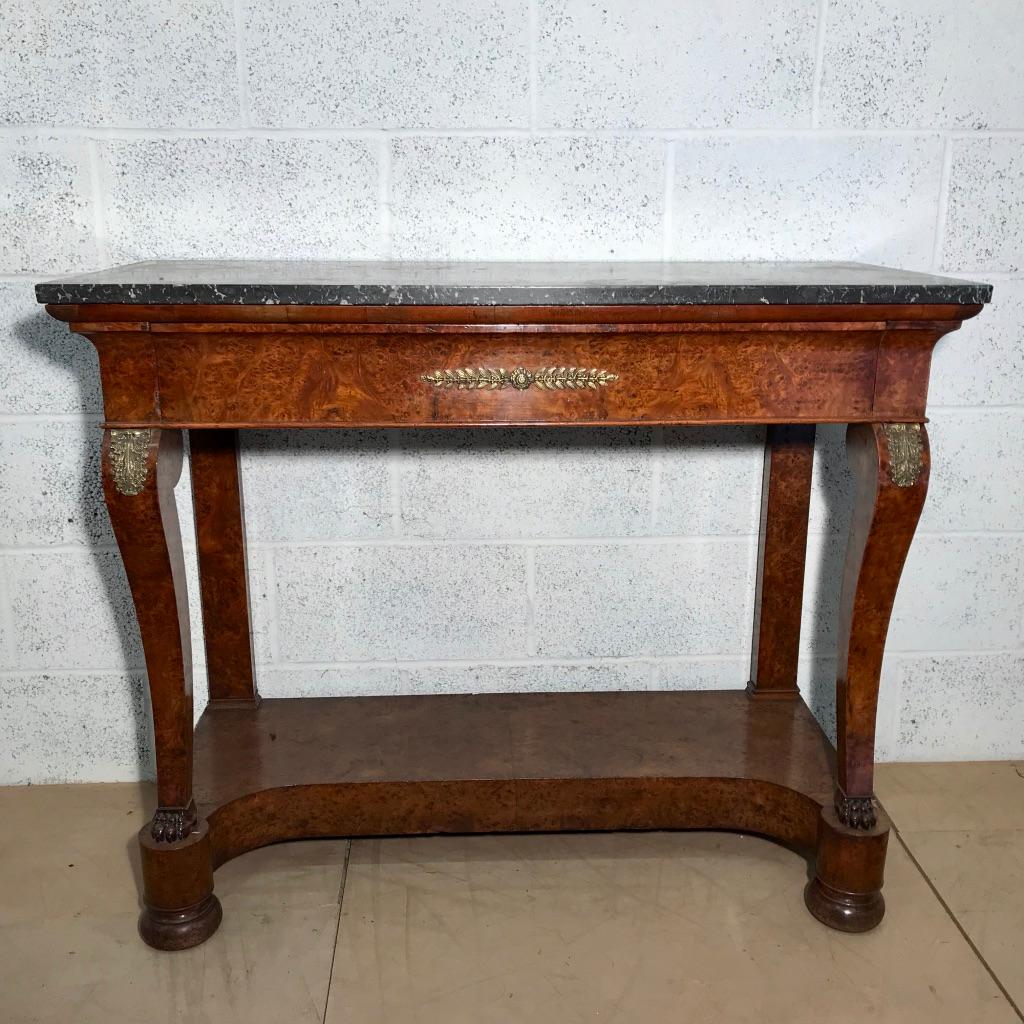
[748,424,816,700]
[190,428,259,708]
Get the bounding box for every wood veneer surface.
[194,690,835,809]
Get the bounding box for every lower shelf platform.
[194,689,836,866]
[145,690,887,946]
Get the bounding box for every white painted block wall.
[1,0,1022,783]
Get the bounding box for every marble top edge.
[36,260,992,306]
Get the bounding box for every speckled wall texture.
[1,0,1023,782]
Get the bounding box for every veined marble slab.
[36,260,991,307]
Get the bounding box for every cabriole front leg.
[806,421,929,932]
[101,427,221,949]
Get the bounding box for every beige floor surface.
[0,763,1021,1024]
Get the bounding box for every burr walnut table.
[37,260,990,950]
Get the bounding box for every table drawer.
[148,328,880,426]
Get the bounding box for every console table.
[37,260,990,951]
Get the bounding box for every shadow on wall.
[803,423,855,744]
[11,302,857,775]
[11,304,154,776]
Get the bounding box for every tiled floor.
[1,764,1021,1023]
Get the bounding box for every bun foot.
[138,818,219,950]
[806,803,890,933]
[804,877,884,933]
[139,894,223,951]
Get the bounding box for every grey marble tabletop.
[36,260,991,307]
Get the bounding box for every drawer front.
[150,329,880,426]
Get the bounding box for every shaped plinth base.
[138,818,221,950]
[804,803,890,933]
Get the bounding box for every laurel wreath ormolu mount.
[420,365,619,391]
[35,259,990,951]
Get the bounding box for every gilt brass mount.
[880,423,924,488]
[108,428,155,496]
[419,366,619,391]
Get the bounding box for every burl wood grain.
[101,428,194,812]
[52,297,980,948]
[53,302,981,428]
[193,691,834,865]
[836,423,930,808]
[144,328,882,427]
[138,821,221,950]
[805,804,891,932]
[91,331,159,422]
[189,429,258,706]
[748,424,816,699]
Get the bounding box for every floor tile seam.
[887,825,1024,836]
[892,826,1024,1023]
[322,841,353,1024]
